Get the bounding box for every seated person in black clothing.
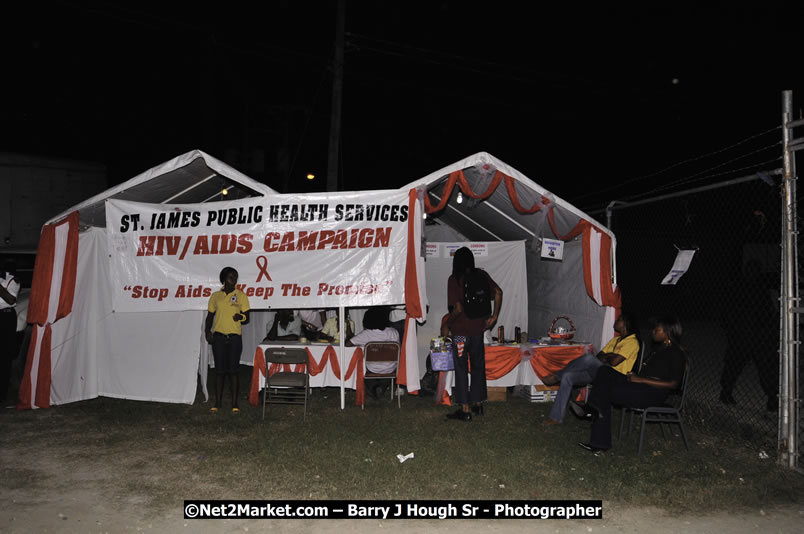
[574,315,686,452]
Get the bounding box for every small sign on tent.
[541,238,564,261]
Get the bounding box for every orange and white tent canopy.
[19,150,427,409]
[19,150,616,410]
[403,152,619,362]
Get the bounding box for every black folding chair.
[262,347,310,420]
[618,360,691,455]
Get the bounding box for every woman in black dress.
[576,315,686,452]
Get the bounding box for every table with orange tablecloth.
[522,342,595,384]
[247,342,369,407]
[438,342,594,404]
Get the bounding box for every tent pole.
[339,306,345,410]
[482,201,536,237]
[162,173,217,203]
[200,186,234,203]
[429,192,503,240]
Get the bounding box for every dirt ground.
[1,439,802,534]
[2,358,802,534]
[1,492,803,533]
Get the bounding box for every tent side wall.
[527,240,605,350]
[417,228,607,377]
[48,227,202,405]
[411,153,616,368]
[416,240,530,373]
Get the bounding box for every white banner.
[106,190,412,312]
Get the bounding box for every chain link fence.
[606,177,783,453]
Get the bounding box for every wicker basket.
[548,315,576,340]
[430,350,454,371]
[429,337,454,371]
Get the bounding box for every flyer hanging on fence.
[661,249,696,285]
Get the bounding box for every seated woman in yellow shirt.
[542,312,640,425]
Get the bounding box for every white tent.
[18,150,427,409]
[17,151,278,408]
[403,152,620,373]
[18,149,614,410]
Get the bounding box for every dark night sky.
[3,1,803,212]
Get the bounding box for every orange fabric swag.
[249,346,366,407]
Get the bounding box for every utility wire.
[608,158,783,208]
[572,125,782,203]
[347,32,613,92]
[647,142,782,195]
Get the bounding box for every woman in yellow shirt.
[543,313,640,425]
[205,267,250,413]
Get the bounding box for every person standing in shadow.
[719,259,779,411]
[0,260,20,403]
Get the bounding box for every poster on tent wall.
[105,191,411,312]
